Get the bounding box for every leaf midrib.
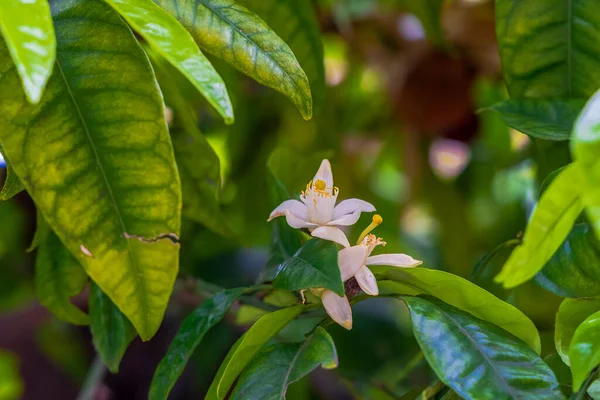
[279,337,312,398]
[54,56,149,332]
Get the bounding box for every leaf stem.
[76,355,106,400]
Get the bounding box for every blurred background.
[0,0,569,398]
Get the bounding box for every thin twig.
[76,355,106,400]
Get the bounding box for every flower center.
[357,214,383,244]
[315,179,327,191]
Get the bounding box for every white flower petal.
[313,159,334,187]
[327,209,361,226]
[332,198,376,220]
[321,290,352,330]
[338,245,368,281]
[311,226,350,248]
[285,210,318,229]
[268,199,308,221]
[365,253,423,268]
[355,266,379,296]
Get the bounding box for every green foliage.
[149,289,243,400]
[105,0,234,123]
[376,267,541,352]
[0,0,55,104]
[0,144,24,201]
[154,0,313,120]
[495,163,585,288]
[555,298,600,366]
[487,99,584,141]
[404,296,564,400]
[89,282,137,373]
[215,305,304,399]
[0,0,181,340]
[0,350,24,400]
[535,224,600,298]
[273,238,344,296]
[230,327,338,399]
[570,309,600,390]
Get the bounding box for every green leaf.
[588,379,600,400]
[399,0,445,48]
[206,336,243,400]
[495,0,600,99]
[572,89,600,243]
[487,99,584,141]
[0,0,182,340]
[570,310,600,391]
[0,0,55,103]
[375,267,541,352]
[154,0,312,120]
[149,47,233,237]
[403,296,564,400]
[235,0,325,110]
[555,297,600,366]
[535,224,600,298]
[495,163,585,288]
[35,217,89,325]
[0,143,24,201]
[545,353,573,397]
[149,289,243,400]
[273,238,343,296]
[0,350,23,400]
[104,0,233,124]
[230,327,338,399]
[216,305,304,399]
[89,282,137,373]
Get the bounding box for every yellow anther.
[357,214,383,245]
[315,179,327,191]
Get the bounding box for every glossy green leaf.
[545,353,573,397]
[230,327,338,399]
[588,379,600,399]
[89,282,137,373]
[104,0,233,124]
[235,0,325,110]
[0,143,24,201]
[570,310,600,390]
[399,0,445,47]
[495,163,585,289]
[154,0,312,120]
[375,267,541,352]
[0,0,55,103]
[403,296,564,400]
[149,48,232,237]
[555,297,600,366]
[0,350,23,400]
[35,219,89,325]
[149,289,243,400]
[496,0,600,99]
[487,99,584,141]
[206,336,243,400]
[535,224,600,298]
[0,0,182,340]
[273,238,343,296]
[217,305,304,399]
[572,89,600,243]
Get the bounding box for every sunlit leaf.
[487,99,584,141]
[0,0,55,103]
[104,0,234,124]
[555,297,600,366]
[149,289,243,400]
[230,327,338,399]
[35,216,89,325]
[495,163,585,289]
[572,89,600,243]
[273,238,343,296]
[236,0,325,110]
[89,282,137,373]
[0,143,24,201]
[0,0,182,340]
[154,0,312,120]
[404,296,564,399]
[216,305,304,399]
[375,267,541,352]
[570,309,600,391]
[496,0,600,99]
[535,224,600,298]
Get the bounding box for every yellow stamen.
[315,179,326,191]
[357,214,383,244]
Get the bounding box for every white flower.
[316,216,422,330]
[268,159,376,247]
